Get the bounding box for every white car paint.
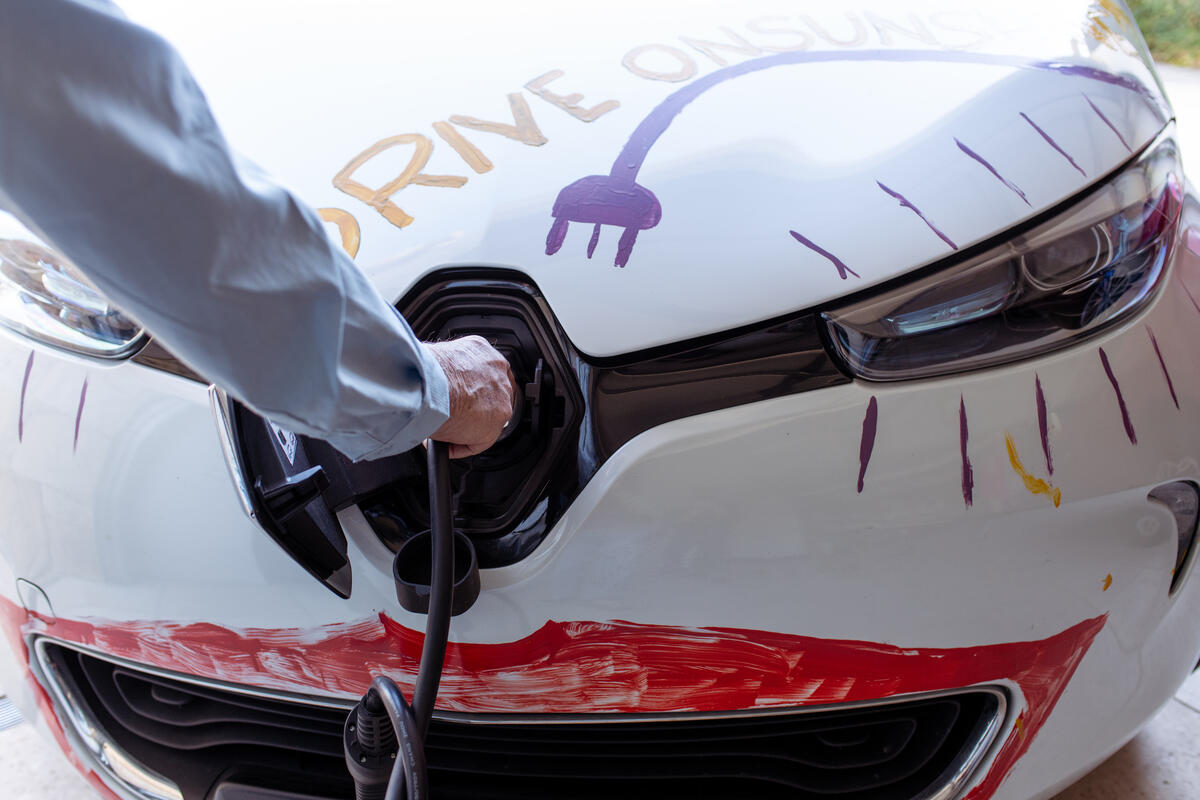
[1,2,1198,800]
[5,222,1200,798]
[117,0,1168,356]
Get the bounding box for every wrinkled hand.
[425,336,516,459]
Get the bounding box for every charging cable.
[344,439,456,800]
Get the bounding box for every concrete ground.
[1,66,1199,800]
[1053,670,1200,798]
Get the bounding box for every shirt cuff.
[353,341,451,462]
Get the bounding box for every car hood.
[126,0,1170,357]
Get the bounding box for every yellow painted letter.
[432,121,493,173]
[525,70,620,122]
[622,44,697,82]
[680,27,764,66]
[745,17,814,52]
[449,94,548,146]
[317,208,361,258]
[333,134,467,229]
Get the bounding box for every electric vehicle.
[2,1,1199,798]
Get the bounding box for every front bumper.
[3,200,1200,800]
[33,638,1011,800]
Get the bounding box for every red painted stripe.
[0,600,121,800]
[0,597,1105,798]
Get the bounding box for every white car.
[2,1,1198,798]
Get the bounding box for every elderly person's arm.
[0,0,512,460]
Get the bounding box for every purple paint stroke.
[857,396,878,494]
[1083,94,1131,152]
[1146,326,1179,410]
[546,177,659,268]
[586,223,601,259]
[72,379,88,453]
[1035,374,1053,476]
[1020,112,1087,178]
[1046,62,1157,104]
[18,351,33,443]
[955,139,1030,206]
[876,181,958,251]
[1182,280,1200,316]
[959,396,974,508]
[789,230,860,279]
[545,49,1154,268]
[1098,347,1137,445]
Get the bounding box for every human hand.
[425,336,516,459]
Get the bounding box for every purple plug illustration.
[545,176,661,268]
[543,49,1152,269]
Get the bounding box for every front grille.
[41,641,1004,800]
[0,695,22,732]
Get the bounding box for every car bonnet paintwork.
[116,0,1170,358]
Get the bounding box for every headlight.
[823,126,1182,381]
[0,215,144,358]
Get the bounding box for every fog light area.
[1148,481,1200,596]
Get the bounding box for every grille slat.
[115,672,342,736]
[426,719,924,769]
[0,695,22,732]
[45,642,1001,800]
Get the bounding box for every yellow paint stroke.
[1015,715,1026,740]
[317,208,361,258]
[432,121,494,174]
[1103,573,1113,592]
[333,133,468,230]
[1099,0,1132,27]
[449,94,548,147]
[1085,0,1135,52]
[1005,434,1062,508]
[525,70,620,122]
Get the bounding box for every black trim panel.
[587,312,846,460]
[131,339,206,383]
[398,268,848,462]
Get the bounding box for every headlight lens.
[0,215,144,358]
[823,127,1182,381]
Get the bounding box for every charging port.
[366,273,584,567]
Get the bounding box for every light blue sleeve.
[0,0,449,461]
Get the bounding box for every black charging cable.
[345,440,456,800]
